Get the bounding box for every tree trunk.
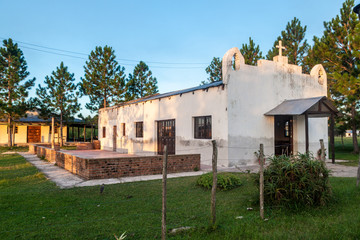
[51,117,55,149]
[60,112,63,147]
[12,122,16,146]
[341,135,344,149]
[351,106,359,154]
[7,117,12,148]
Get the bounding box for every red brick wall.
[56,152,89,178]
[36,145,57,163]
[55,153,200,180]
[76,142,94,150]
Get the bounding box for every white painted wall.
[225,56,327,166]
[100,84,229,166]
[99,49,329,167]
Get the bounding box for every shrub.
[259,153,332,207]
[197,172,242,191]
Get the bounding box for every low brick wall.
[55,152,200,180]
[29,143,60,154]
[56,151,88,176]
[76,142,94,150]
[34,144,60,163]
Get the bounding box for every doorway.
[157,119,175,155]
[274,116,293,156]
[27,126,41,143]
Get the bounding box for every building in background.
[0,110,97,145]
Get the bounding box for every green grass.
[60,146,77,150]
[1,154,360,239]
[0,146,28,154]
[334,137,360,166]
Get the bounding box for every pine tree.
[240,37,263,65]
[312,0,360,153]
[0,38,35,147]
[125,61,158,101]
[266,17,309,66]
[36,62,80,147]
[81,46,126,111]
[203,57,222,84]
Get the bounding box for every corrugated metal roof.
[0,115,85,124]
[108,81,224,109]
[264,96,340,116]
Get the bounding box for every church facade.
[98,46,338,167]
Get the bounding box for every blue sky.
[0,0,347,116]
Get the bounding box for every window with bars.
[102,127,106,138]
[49,126,58,134]
[194,116,212,139]
[135,122,143,138]
[121,123,126,136]
[7,126,18,134]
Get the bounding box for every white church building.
[98,44,339,167]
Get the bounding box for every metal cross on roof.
[276,40,286,57]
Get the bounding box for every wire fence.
[0,139,330,237]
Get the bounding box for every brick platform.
[55,151,200,179]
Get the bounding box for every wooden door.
[27,126,41,143]
[157,119,175,155]
[113,125,117,152]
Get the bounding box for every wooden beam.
[305,112,309,153]
[330,114,335,164]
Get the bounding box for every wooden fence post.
[162,145,168,240]
[320,139,325,162]
[211,140,218,226]
[259,143,264,220]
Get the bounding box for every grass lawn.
[334,137,360,166]
[60,146,77,150]
[0,146,28,154]
[1,154,360,239]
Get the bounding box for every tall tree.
[266,17,309,66]
[0,38,35,147]
[81,46,126,111]
[312,0,360,153]
[36,62,80,147]
[125,61,158,101]
[203,57,222,85]
[240,37,263,66]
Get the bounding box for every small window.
[49,126,58,134]
[194,116,212,139]
[121,123,126,136]
[135,122,143,138]
[102,127,106,138]
[7,126,18,134]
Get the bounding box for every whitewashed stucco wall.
[225,57,328,166]
[99,49,330,167]
[99,84,229,166]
